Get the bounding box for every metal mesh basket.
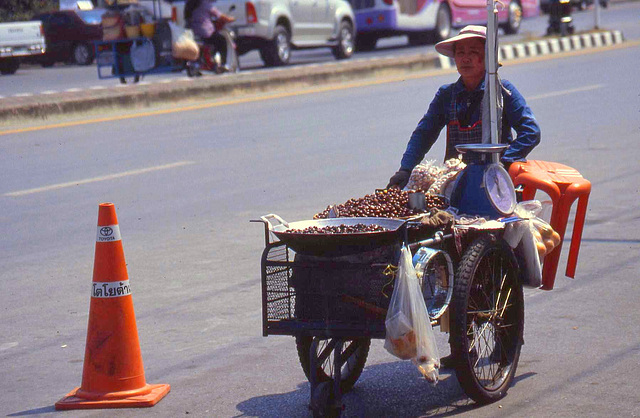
[261,242,399,338]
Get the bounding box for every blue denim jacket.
[400,78,541,171]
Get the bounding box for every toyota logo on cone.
[100,227,114,237]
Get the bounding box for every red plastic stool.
[508,160,591,290]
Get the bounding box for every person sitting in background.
[387,25,541,190]
[184,0,235,70]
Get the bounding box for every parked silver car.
[215,0,356,66]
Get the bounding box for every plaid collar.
[452,77,486,94]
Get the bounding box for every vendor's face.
[454,38,486,84]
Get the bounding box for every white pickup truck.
[0,21,46,75]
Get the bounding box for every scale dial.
[483,164,517,215]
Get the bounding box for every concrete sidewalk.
[0,29,624,122]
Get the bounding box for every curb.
[0,52,443,121]
[438,29,624,68]
[0,29,625,122]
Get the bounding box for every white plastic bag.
[130,38,155,72]
[512,200,561,288]
[168,21,199,60]
[384,246,440,382]
[516,220,543,288]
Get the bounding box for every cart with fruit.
[252,145,565,417]
[253,3,582,413]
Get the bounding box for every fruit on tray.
[288,224,389,234]
[314,189,448,219]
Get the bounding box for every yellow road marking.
[0,74,448,137]
[1,39,637,137]
[3,160,195,197]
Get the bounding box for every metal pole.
[486,0,499,162]
[594,0,601,29]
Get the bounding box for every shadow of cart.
[236,354,537,417]
[235,360,535,417]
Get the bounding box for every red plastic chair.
[509,160,591,290]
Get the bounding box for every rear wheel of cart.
[295,336,370,393]
[450,235,524,404]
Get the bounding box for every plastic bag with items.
[130,38,155,72]
[168,21,200,61]
[384,246,440,382]
[507,200,561,288]
[514,201,561,260]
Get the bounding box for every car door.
[316,0,335,40]
[46,13,74,60]
[290,0,333,43]
[290,0,317,42]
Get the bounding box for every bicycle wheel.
[295,336,370,393]
[450,235,524,404]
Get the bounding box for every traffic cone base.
[55,383,170,410]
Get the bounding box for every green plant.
[0,0,57,22]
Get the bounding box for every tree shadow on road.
[235,360,535,417]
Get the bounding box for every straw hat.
[435,25,487,58]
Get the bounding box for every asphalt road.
[1,1,639,98]
[1,35,640,416]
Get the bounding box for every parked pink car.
[349,0,540,50]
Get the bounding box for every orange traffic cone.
[55,203,170,410]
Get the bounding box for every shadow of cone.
[55,203,170,410]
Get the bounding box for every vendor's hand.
[421,210,454,227]
[386,169,411,189]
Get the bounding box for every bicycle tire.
[295,336,370,393]
[450,235,524,404]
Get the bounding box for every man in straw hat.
[387,25,541,189]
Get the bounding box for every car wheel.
[432,3,452,42]
[332,20,354,60]
[73,43,94,65]
[260,25,291,67]
[502,1,523,35]
[355,34,377,51]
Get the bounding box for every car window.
[50,14,73,26]
[77,10,104,25]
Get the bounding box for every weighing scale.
[448,144,517,218]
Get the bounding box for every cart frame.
[256,216,527,416]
